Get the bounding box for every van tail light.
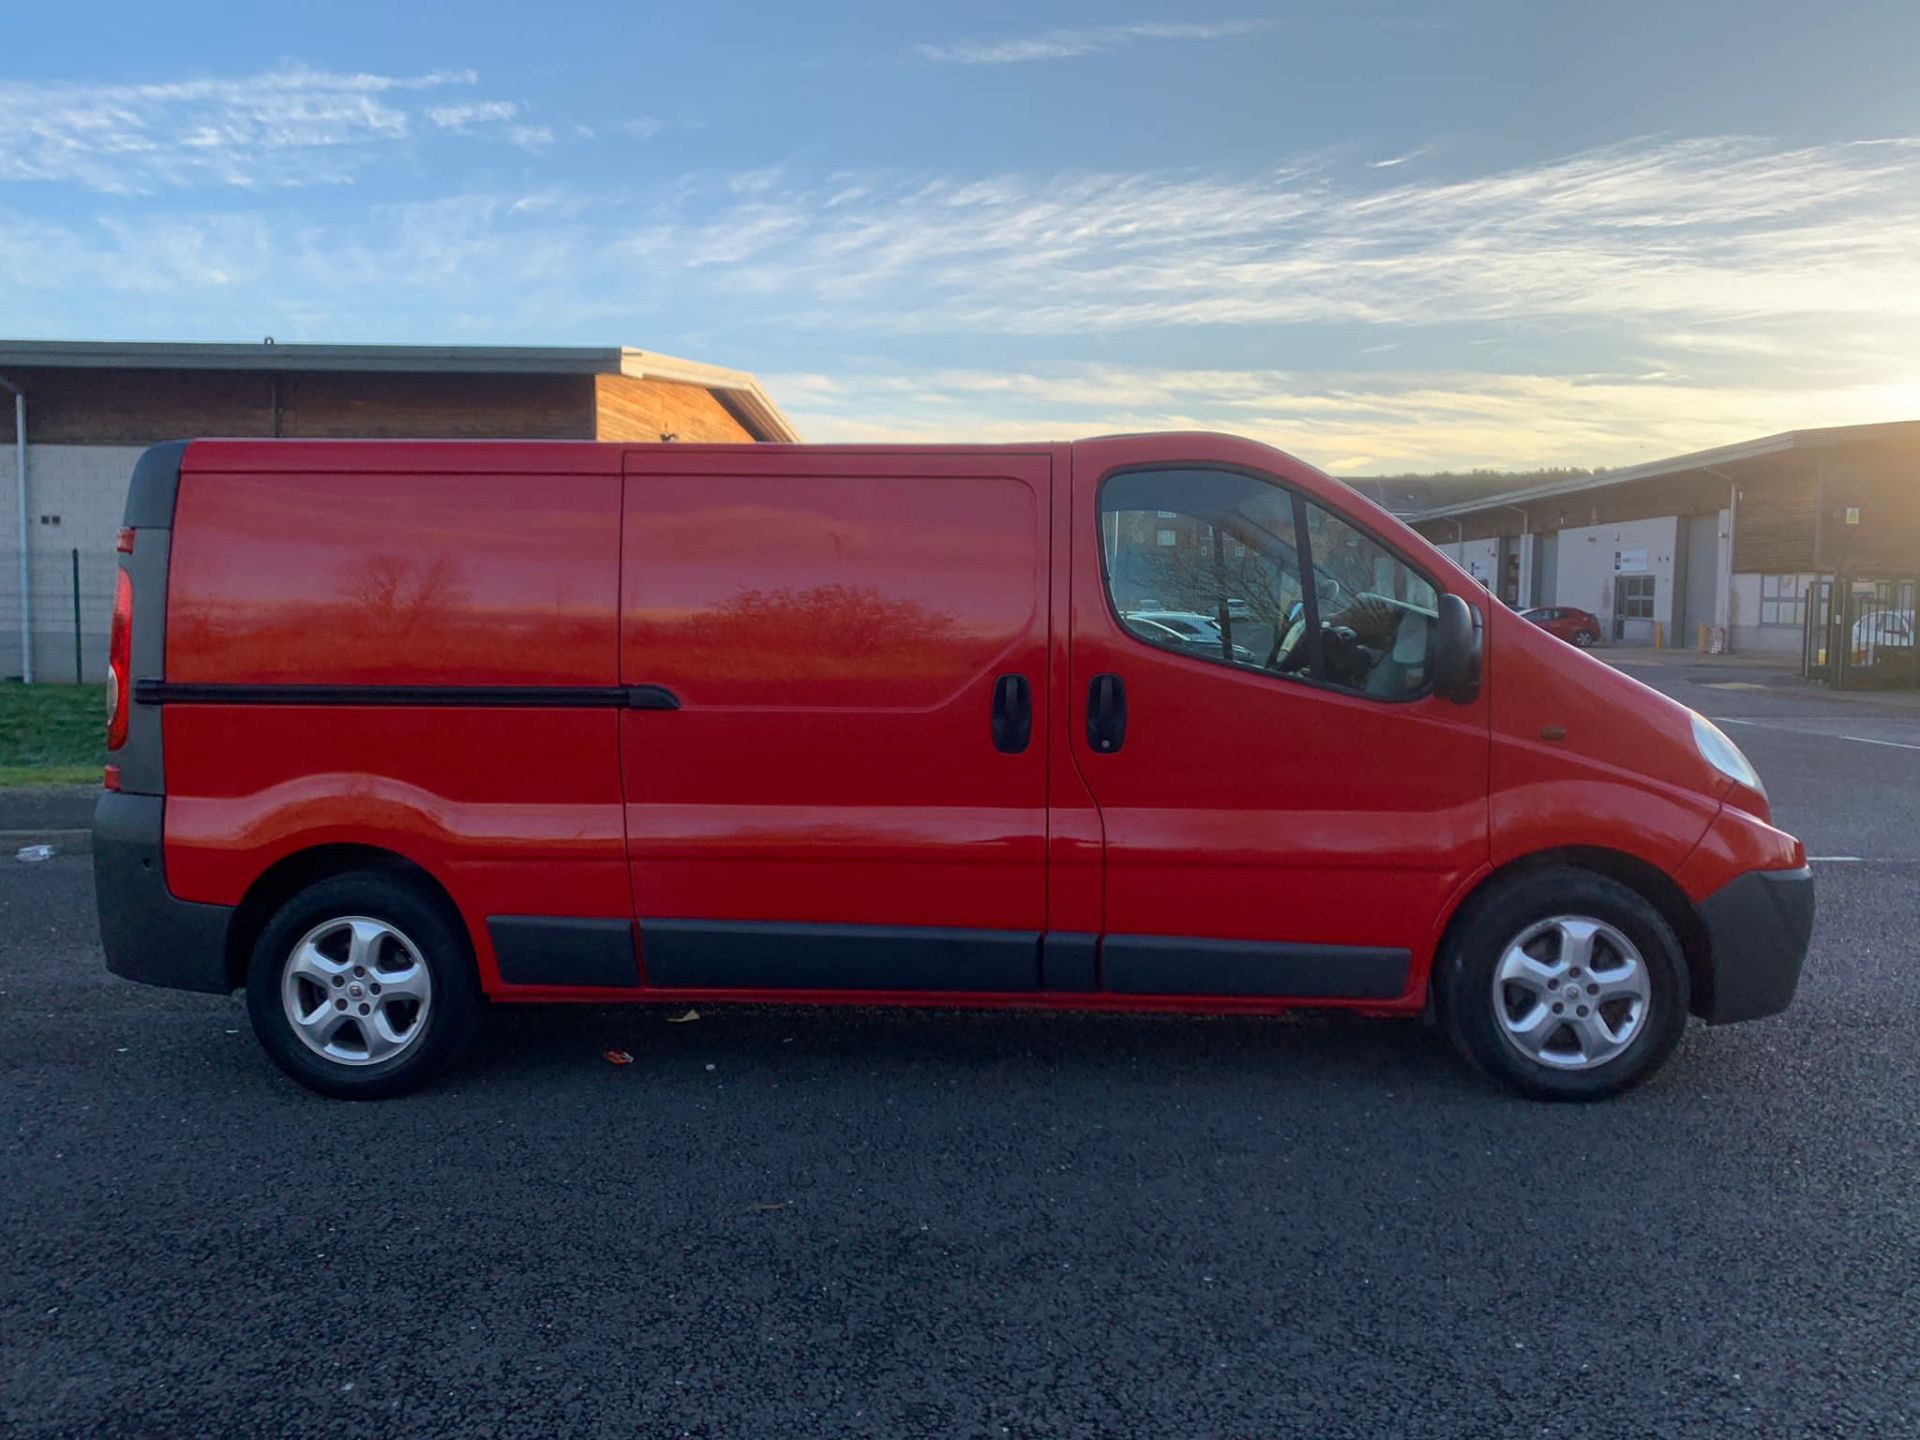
[106,568,133,753]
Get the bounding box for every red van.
[94,435,1812,1101]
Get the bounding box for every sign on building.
[1614,548,1648,573]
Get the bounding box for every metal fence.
[3,546,118,684]
[1805,574,1918,689]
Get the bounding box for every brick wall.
[283,372,594,439]
[0,367,600,444]
[0,369,275,444]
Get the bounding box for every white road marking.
[1712,716,1920,751]
[1807,856,1864,863]
[1839,734,1920,751]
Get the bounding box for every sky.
[3,0,1919,473]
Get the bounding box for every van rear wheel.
[1436,868,1688,1100]
[245,872,481,1099]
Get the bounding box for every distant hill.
[1341,468,1608,516]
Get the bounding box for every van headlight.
[1691,712,1763,795]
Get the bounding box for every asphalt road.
[3,666,1918,1437]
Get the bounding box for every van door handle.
[1086,673,1126,753]
[991,674,1032,754]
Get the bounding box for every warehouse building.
[1404,421,1920,682]
[0,340,798,683]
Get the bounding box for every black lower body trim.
[490,916,639,988]
[641,920,1042,992]
[93,791,234,994]
[1101,934,1410,1000]
[1041,932,1099,992]
[1694,865,1814,1024]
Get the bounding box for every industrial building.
[0,340,798,683]
[1404,421,1920,684]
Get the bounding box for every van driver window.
[1100,469,1305,675]
[1300,500,1439,697]
[1099,469,1439,699]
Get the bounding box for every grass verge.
[0,683,104,788]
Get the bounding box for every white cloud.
[9,136,1918,351]
[768,364,1920,473]
[0,64,511,192]
[915,19,1271,64]
[614,137,1920,340]
[429,100,520,132]
[3,131,1918,469]
[1370,146,1431,169]
[617,117,665,140]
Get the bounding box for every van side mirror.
[1433,593,1482,704]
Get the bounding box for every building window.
[1759,573,1815,628]
[1617,575,1655,620]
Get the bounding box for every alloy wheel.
[280,915,434,1067]
[1491,915,1651,1070]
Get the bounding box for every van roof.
[172,437,1082,474]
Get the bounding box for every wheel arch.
[224,843,467,990]
[1433,846,1711,1017]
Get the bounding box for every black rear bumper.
[92,791,234,994]
[1695,866,1814,1024]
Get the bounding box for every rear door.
[1067,436,1490,1002]
[619,447,1052,994]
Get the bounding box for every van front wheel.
[1437,869,1689,1100]
[245,872,481,1099]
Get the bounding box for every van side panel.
[160,465,628,988]
[166,471,619,684]
[618,451,1051,988]
[161,707,629,973]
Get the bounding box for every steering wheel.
[1266,612,1311,674]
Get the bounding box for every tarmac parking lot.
[2,661,1917,1437]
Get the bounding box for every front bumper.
[93,791,235,994]
[1695,866,1814,1024]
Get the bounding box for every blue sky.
[4,0,1919,470]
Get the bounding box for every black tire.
[1436,868,1689,1101]
[1572,629,1597,648]
[245,872,482,1099]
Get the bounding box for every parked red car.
[1519,605,1602,647]
[95,434,1811,1102]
